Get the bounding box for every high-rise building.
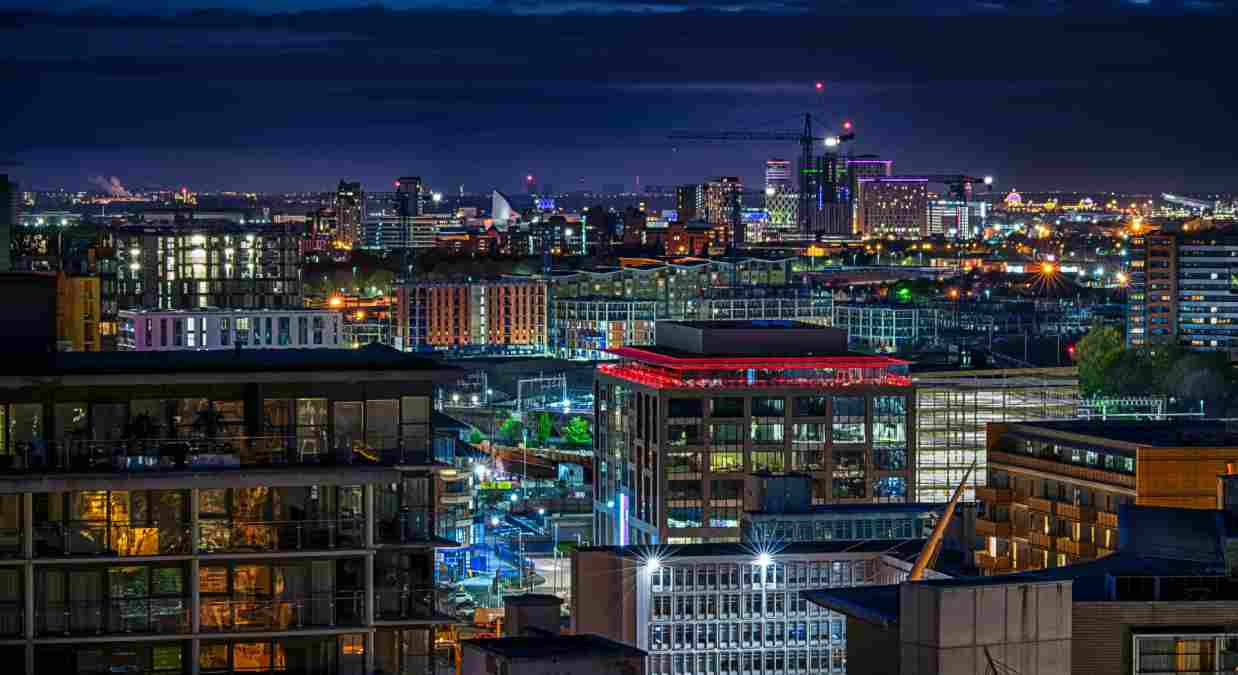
[1127,229,1238,356]
[112,220,302,311]
[0,345,456,674]
[765,159,792,194]
[855,177,928,239]
[307,207,339,253]
[334,180,364,247]
[592,321,914,546]
[675,184,702,222]
[0,174,16,272]
[702,177,743,248]
[117,308,343,350]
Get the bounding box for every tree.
[469,428,484,445]
[563,417,592,447]
[498,415,523,445]
[535,413,554,446]
[1073,322,1124,396]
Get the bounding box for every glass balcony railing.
[372,588,448,622]
[35,599,190,636]
[376,509,436,545]
[199,592,366,631]
[4,431,433,474]
[197,519,365,553]
[33,522,192,557]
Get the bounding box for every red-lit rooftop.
[605,346,910,371]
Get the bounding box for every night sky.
[2,2,1236,195]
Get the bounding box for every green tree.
[1073,322,1124,396]
[563,417,592,447]
[498,415,523,444]
[469,428,484,445]
[535,413,554,446]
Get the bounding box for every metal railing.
[4,431,433,474]
[35,599,190,636]
[33,522,192,557]
[0,604,21,637]
[0,528,22,558]
[197,518,365,553]
[372,588,448,621]
[199,592,366,632]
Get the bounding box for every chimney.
[502,594,563,638]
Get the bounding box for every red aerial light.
[526,174,534,182]
[843,120,853,130]
[394,181,400,187]
[815,82,824,91]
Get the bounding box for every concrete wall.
[571,549,638,646]
[848,617,901,674]
[899,581,1072,675]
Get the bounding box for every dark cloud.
[2,7,1236,193]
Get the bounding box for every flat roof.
[0,343,450,377]
[606,345,909,370]
[580,539,927,560]
[745,503,947,517]
[1004,420,1238,448]
[464,634,646,660]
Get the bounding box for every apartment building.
[392,279,548,354]
[977,420,1238,574]
[118,309,343,351]
[1127,229,1238,355]
[0,345,457,675]
[593,321,914,546]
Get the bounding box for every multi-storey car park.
[0,345,457,675]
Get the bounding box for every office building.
[393,279,548,354]
[702,178,744,248]
[117,308,343,351]
[676,185,703,223]
[111,222,302,311]
[0,345,457,675]
[572,540,931,675]
[913,368,1079,503]
[55,272,102,352]
[809,503,1238,675]
[335,180,364,247]
[855,178,928,239]
[978,420,1238,573]
[593,321,915,546]
[1127,230,1238,355]
[553,298,658,360]
[0,174,15,272]
[765,160,792,194]
[306,207,339,253]
[764,191,799,232]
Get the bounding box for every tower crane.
[915,175,993,203]
[669,113,855,232]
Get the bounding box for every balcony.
[975,553,1012,572]
[974,487,1013,504]
[0,604,21,637]
[373,588,450,622]
[1029,531,1055,550]
[1055,503,1096,523]
[1012,521,1031,538]
[989,449,1136,491]
[35,599,190,637]
[197,519,365,553]
[376,509,438,545]
[1097,510,1119,528]
[0,528,22,558]
[1097,546,1114,557]
[1056,537,1097,558]
[1025,496,1054,514]
[34,522,191,557]
[3,432,434,475]
[975,519,1012,538]
[199,592,366,632]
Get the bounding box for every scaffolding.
[914,369,1080,503]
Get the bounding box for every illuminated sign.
[537,198,556,210]
[619,493,629,546]
[662,210,679,221]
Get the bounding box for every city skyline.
[3,8,1236,194]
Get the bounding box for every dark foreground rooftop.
[465,634,646,660]
[1003,419,1238,448]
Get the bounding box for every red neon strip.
[597,363,912,390]
[604,347,910,370]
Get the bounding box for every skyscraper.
[334,180,364,247]
[855,177,929,239]
[702,177,743,248]
[764,159,792,194]
[675,184,702,222]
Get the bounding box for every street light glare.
[755,552,773,567]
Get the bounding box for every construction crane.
[669,113,855,231]
[908,461,976,581]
